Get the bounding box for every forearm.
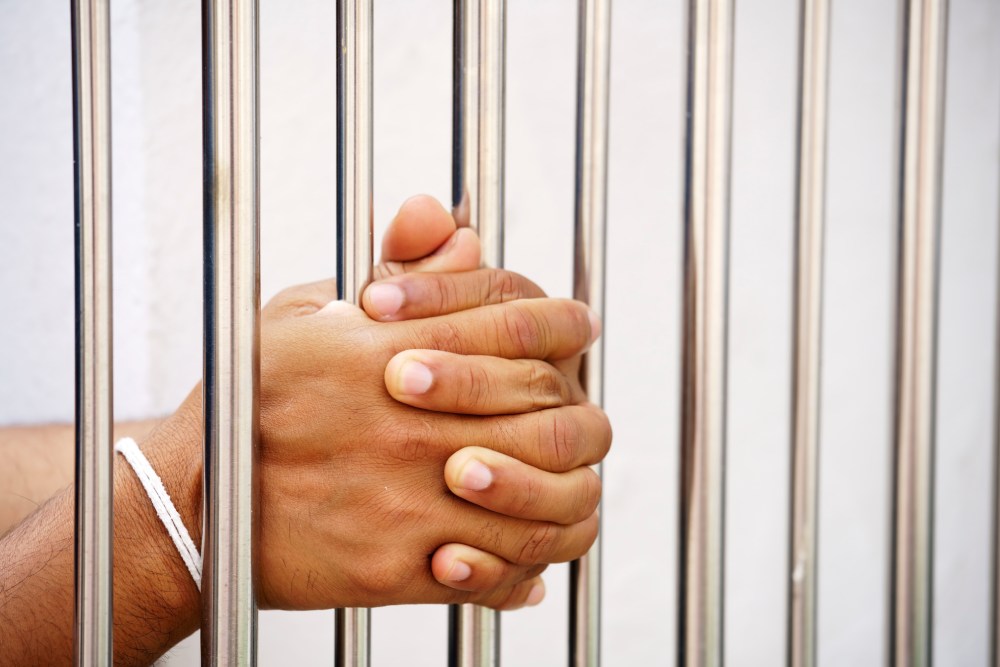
[0,420,161,536]
[0,398,202,666]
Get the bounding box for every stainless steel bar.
[569,0,611,665]
[71,0,114,664]
[889,1,948,665]
[452,0,505,264]
[678,0,734,666]
[787,1,829,666]
[201,0,261,663]
[992,202,1000,667]
[335,0,374,663]
[450,1,505,665]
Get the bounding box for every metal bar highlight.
[335,0,374,663]
[992,194,1000,667]
[450,1,505,665]
[993,149,1000,667]
[787,1,830,666]
[678,1,734,666]
[569,0,611,665]
[71,0,114,663]
[889,1,948,665]
[201,0,261,663]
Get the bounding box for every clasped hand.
[251,195,611,612]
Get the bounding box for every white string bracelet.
[115,437,203,590]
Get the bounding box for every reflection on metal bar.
[889,1,948,665]
[335,0,374,663]
[678,1,734,666]
[71,0,114,664]
[201,0,261,663]
[450,1,505,665]
[569,0,611,665]
[788,1,829,666]
[993,188,1000,666]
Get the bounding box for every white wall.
[1,1,998,664]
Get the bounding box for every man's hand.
[249,269,607,611]
[0,195,611,667]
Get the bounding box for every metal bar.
[335,0,374,663]
[201,0,261,663]
[889,1,948,665]
[569,0,611,665]
[992,189,1000,667]
[677,0,734,665]
[71,0,114,664]
[787,1,830,666]
[450,1,505,665]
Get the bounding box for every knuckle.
[579,469,603,518]
[514,474,542,518]
[485,270,525,304]
[538,410,581,472]
[526,363,566,409]
[500,304,547,358]
[516,523,558,565]
[434,274,461,314]
[592,406,614,459]
[350,554,401,599]
[418,320,464,353]
[462,363,497,411]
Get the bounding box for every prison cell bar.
[678,1,734,666]
[71,0,114,664]
[787,1,830,666]
[201,0,261,663]
[450,1,506,665]
[993,192,1000,666]
[569,0,611,666]
[889,1,948,665]
[335,0,376,665]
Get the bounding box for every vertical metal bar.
[201,0,261,663]
[450,1,505,665]
[992,196,1000,667]
[336,0,375,306]
[889,1,948,665]
[678,1,734,666]
[787,1,829,666]
[569,0,610,665]
[71,0,114,664]
[335,0,374,664]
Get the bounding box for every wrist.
[113,388,204,654]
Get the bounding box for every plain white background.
[1,1,998,664]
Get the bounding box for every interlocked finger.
[385,350,581,415]
[445,447,601,524]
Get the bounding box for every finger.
[363,268,545,322]
[394,298,601,361]
[475,403,612,472]
[431,543,546,593]
[385,350,580,415]
[472,575,547,611]
[374,228,483,280]
[376,195,482,278]
[445,447,601,525]
[381,195,457,261]
[445,505,599,568]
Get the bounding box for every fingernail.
[587,309,602,343]
[368,283,405,318]
[446,560,472,583]
[398,360,433,395]
[526,582,546,607]
[457,459,492,491]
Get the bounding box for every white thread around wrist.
[115,437,203,590]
